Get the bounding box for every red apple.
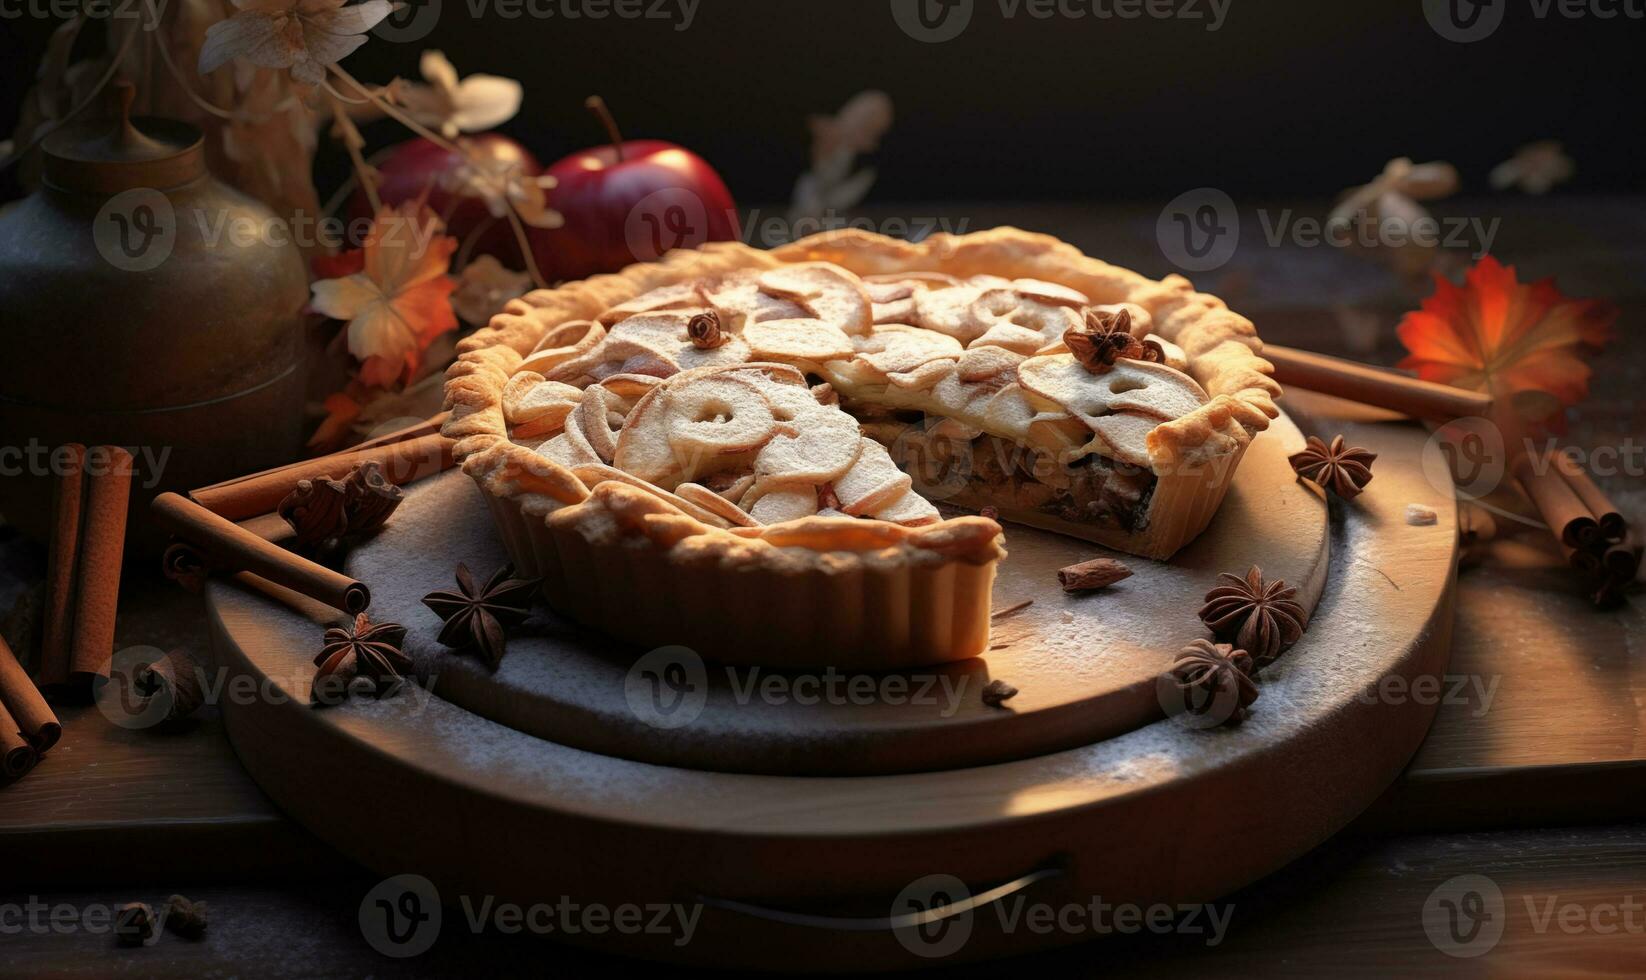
[349,133,541,263]
[530,97,739,283]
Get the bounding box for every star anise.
[687,310,727,349]
[312,613,411,706]
[1167,638,1259,726]
[1064,308,1165,373]
[1289,434,1377,500]
[1198,566,1309,669]
[421,563,541,669]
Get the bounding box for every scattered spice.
[277,476,351,548]
[1065,308,1165,374]
[991,599,1034,620]
[1166,638,1258,727]
[981,678,1018,707]
[343,460,405,534]
[1057,557,1132,592]
[1289,435,1377,500]
[165,895,208,940]
[114,902,158,947]
[312,613,411,706]
[134,651,206,729]
[422,563,541,669]
[687,310,727,350]
[1198,566,1308,669]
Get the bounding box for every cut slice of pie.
[444,228,1280,667]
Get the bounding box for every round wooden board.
[207,418,1456,971]
[342,412,1329,776]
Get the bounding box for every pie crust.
[444,228,1279,667]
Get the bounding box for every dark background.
[4,0,1645,206]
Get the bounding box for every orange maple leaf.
[310,201,459,387]
[1397,256,1615,425]
[308,390,364,451]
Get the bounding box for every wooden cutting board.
[204,415,1456,970]
[340,412,1330,775]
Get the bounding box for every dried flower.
[1289,435,1377,500]
[452,255,532,328]
[421,563,541,669]
[396,51,523,139]
[1489,141,1574,195]
[1198,566,1308,669]
[439,147,562,229]
[1328,157,1458,240]
[1166,639,1258,727]
[199,0,393,87]
[687,310,727,350]
[312,613,411,705]
[309,201,459,388]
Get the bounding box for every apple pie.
[444,228,1279,667]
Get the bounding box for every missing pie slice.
[444,229,1280,667]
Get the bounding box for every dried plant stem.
[0,23,139,172]
[141,0,236,120]
[329,96,381,213]
[330,64,549,289]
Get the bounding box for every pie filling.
[504,261,1212,536]
[864,417,1159,533]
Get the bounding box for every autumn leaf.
[309,390,364,450]
[310,202,459,387]
[1397,256,1615,426]
[199,0,393,87]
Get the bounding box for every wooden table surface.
[1,198,1642,975]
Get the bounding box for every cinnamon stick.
[39,443,86,687]
[350,411,451,452]
[150,494,370,615]
[0,636,61,751]
[68,446,134,685]
[1603,535,1641,580]
[1263,345,1494,421]
[1550,451,1627,542]
[189,432,454,522]
[1515,457,1601,550]
[0,703,36,782]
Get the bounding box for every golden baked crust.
[444,228,1278,663]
